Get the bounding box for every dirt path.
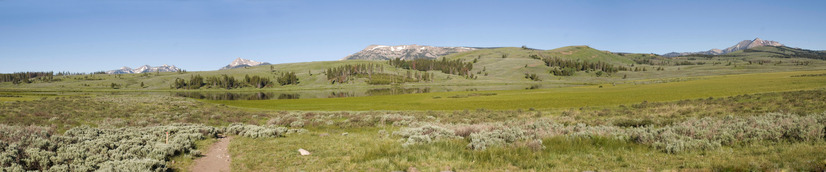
[192,136,232,172]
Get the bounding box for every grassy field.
[208,70,826,111]
[2,85,826,171]
[230,127,826,171]
[3,46,826,171]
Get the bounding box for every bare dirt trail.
[192,136,232,172]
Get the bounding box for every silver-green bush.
[225,124,288,138]
[0,124,219,171]
[393,123,459,147]
[397,113,826,153]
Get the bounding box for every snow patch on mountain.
[106,64,180,74]
[662,38,783,57]
[220,57,271,70]
[341,44,477,61]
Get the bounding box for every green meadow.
[209,70,826,111]
[3,46,826,171]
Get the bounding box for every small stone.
[298,148,311,156]
[341,132,348,136]
[407,166,419,172]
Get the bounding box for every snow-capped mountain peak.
[342,44,477,61]
[662,38,784,57]
[220,57,271,70]
[106,65,180,74]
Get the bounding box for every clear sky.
[1,0,825,73]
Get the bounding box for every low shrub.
[627,113,826,153]
[393,123,459,147]
[394,113,826,153]
[0,124,219,171]
[613,118,654,128]
[453,124,490,138]
[225,124,288,138]
[379,114,414,126]
[467,126,528,150]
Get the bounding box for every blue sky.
[1,0,825,73]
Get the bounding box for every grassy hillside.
[0,46,639,92]
[727,46,826,60]
[2,46,826,95]
[4,46,826,171]
[0,60,460,91]
[544,46,636,64]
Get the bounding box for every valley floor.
[1,70,826,171]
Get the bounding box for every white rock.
[298,148,311,156]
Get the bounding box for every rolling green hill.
[0,46,639,91]
[2,45,826,94]
[727,46,826,60]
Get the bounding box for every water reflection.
[366,87,430,96]
[328,92,354,98]
[9,84,536,101]
[174,92,299,100]
[173,87,431,100]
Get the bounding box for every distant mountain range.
[220,58,270,70]
[663,38,783,57]
[101,38,814,74]
[341,44,477,61]
[106,65,180,74]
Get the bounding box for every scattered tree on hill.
[324,64,382,84]
[205,75,240,89]
[524,73,541,81]
[0,72,55,84]
[550,67,576,76]
[277,72,299,85]
[173,74,272,89]
[244,74,272,88]
[110,83,121,89]
[172,75,203,89]
[188,75,205,89]
[745,46,826,60]
[325,63,432,84]
[542,57,626,74]
[388,58,473,78]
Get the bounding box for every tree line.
[324,63,433,84]
[172,73,298,89]
[0,72,55,84]
[276,72,299,86]
[324,63,383,84]
[542,57,628,76]
[388,58,474,78]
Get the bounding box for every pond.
[171,84,539,100]
[2,84,544,101]
[172,87,433,100]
